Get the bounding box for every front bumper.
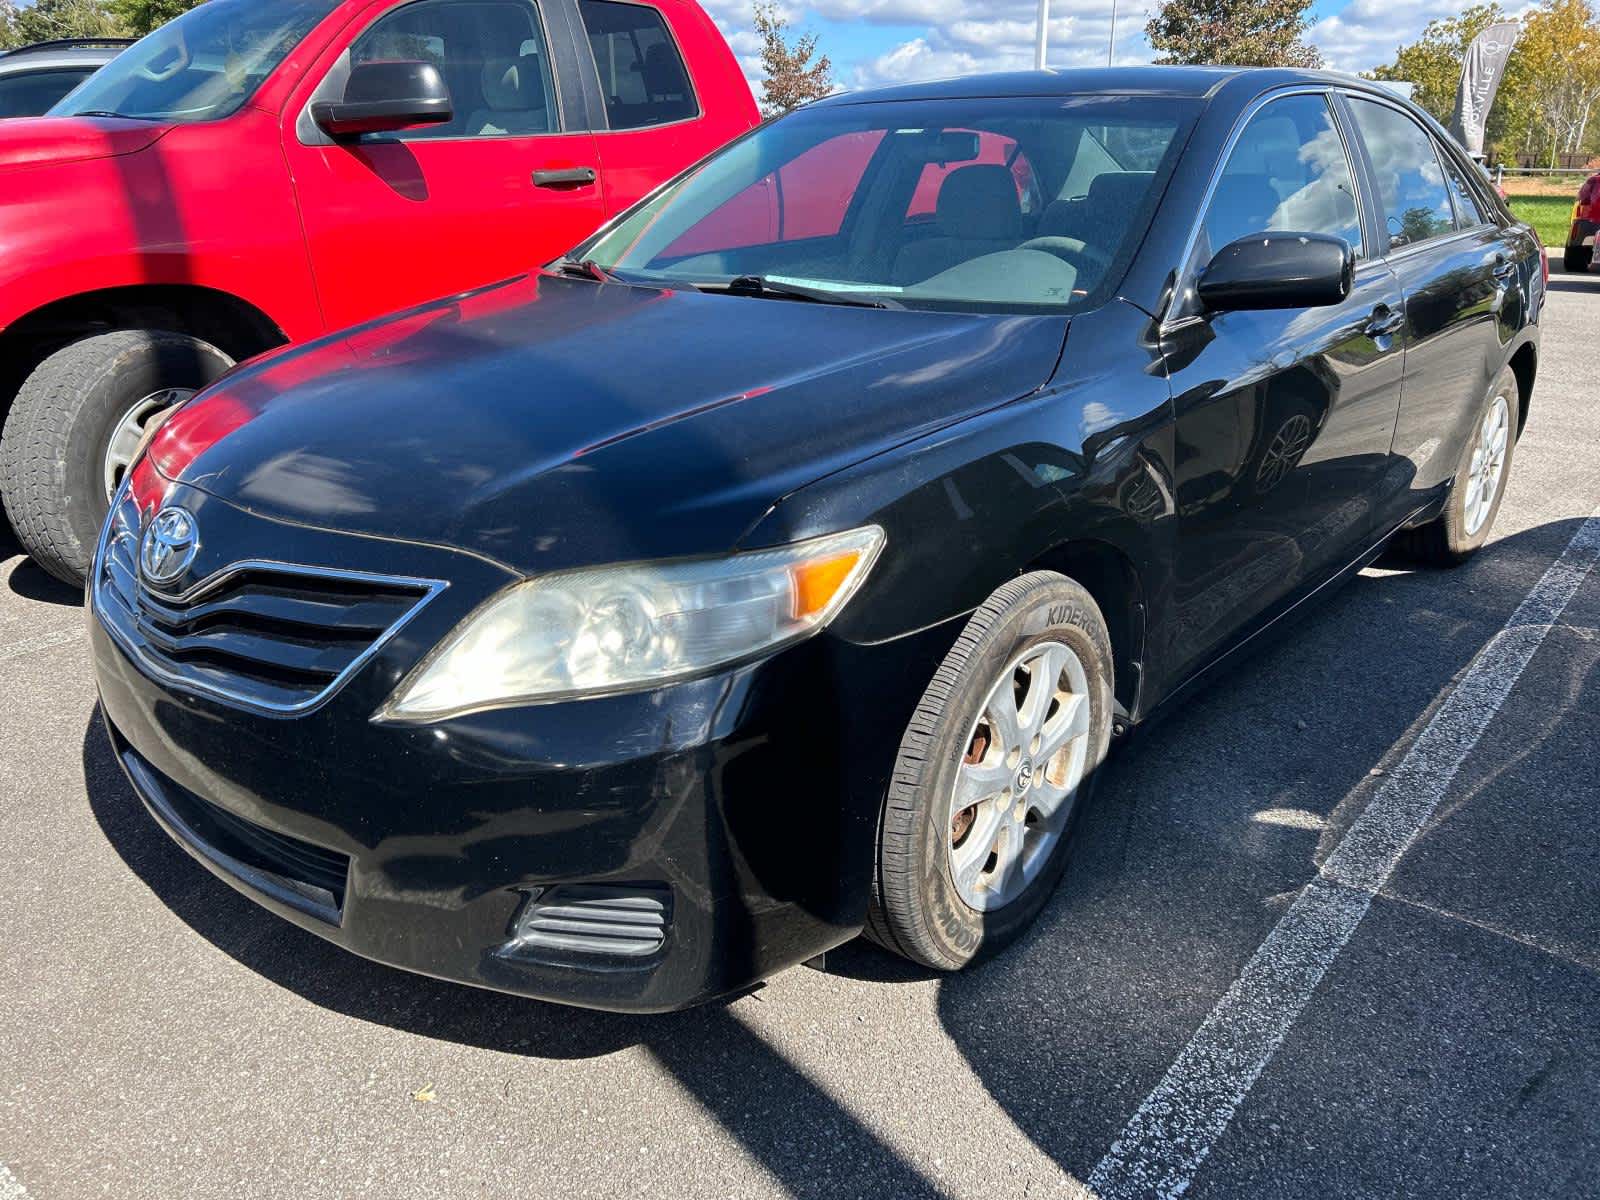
[90,485,951,1012]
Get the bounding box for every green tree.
[2,0,129,46]
[752,1,832,118]
[1144,0,1323,68]
[112,0,202,36]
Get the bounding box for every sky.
[699,0,1471,95]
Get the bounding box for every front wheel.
[1394,366,1518,566]
[0,330,233,585]
[865,571,1114,970]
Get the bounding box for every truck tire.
[1565,243,1592,273]
[0,331,233,586]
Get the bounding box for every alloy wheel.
[1463,393,1510,537]
[947,640,1092,912]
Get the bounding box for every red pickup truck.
[1566,170,1599,273]
[0,0,756,584]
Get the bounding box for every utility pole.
[1108,0,1119,66]
[1035,0,1049,69]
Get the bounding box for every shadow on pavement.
[80,516,1593,1195]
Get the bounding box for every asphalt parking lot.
[3,265,1599,1200]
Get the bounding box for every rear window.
[579,0,697,130]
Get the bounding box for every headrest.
[640,41,687,97]
[1085,170,1155,209]
[936,164,1022,240]
[482,55,546,112]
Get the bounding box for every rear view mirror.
[933,130,981,164]
[1197,233,1354,313]
[312,60,453,140]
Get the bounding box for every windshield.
[50,0,336,123]
[580,95,1197,313]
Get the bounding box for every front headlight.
[377,526,885,720]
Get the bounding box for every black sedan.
[89,67,1543,1012]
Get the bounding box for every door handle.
[1492,254,1519,280]
[533,166,598,188]
[1364,304,1405,338]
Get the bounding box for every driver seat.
[467,55,550,136]
[893,165,1023,284]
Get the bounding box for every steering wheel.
[1017,236,1115,281]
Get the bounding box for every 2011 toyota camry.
[89,67,1543,1012]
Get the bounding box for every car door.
[284,0,605,332]
[1342,93,1523,533]
[1161,90,1406,681]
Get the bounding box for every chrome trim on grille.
[92,484,447,718]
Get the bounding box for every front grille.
[95,492,445,715]
[116,734,351,923]
[505,885,672,960]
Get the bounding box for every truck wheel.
[1563,244,1592,273]
[0,331,233,585]
[1392,366,1518,566]
[865,571,1114,970]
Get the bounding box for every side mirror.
[1197,233,1355,313]
[312,60,452,140]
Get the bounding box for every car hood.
[167,273,1069,573]
[0,116,172,171]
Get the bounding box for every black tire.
[0,331,233,585]
[865,571,1114,970]
[1393,365,1519,567]
[1564,244,1592,273]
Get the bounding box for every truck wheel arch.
[0,285,291,419]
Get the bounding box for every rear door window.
[1346,97,1456,250]
[1439,148,1491,228]
[579,0,697,129]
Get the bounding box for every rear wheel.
[1564,243,1592,273]
[1394,366,1517,566]
[0,330,231,585]
[866,571,1113,970]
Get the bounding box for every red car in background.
[1566,170,1599,272]
[0,0,757,585]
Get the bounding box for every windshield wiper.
[708,275,898,309]
[550,256,618,283]
[70,110,164,121]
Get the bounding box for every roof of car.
[0,38,131,73]
[811,65,1375,107]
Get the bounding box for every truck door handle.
[533,166,598,188]
[1365,305,1405,337]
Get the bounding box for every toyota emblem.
[140,506,200,587]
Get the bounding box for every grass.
[1501,174,1583,246]
[1506,195,1577,246]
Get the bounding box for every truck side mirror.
[312,61,453,140]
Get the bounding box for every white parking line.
[1,1163,29,1199]
[0,627,82,664]
[1087,509,1600,1200]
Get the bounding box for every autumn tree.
[1145,0,1323,68]
[753,1,832,117]
[1370,0,1600,164]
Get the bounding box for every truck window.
[578,0,697,130]
[350,0,557,139]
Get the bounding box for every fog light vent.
[508,884,670,959]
